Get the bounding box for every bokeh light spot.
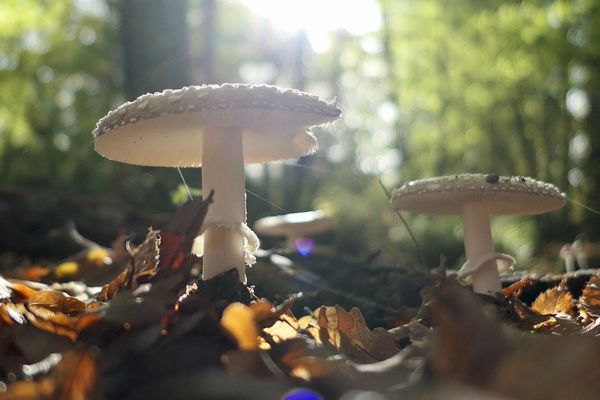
[282,388,322,400]
[295,237,315,257]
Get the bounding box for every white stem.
[462,203,501,295]
[201,126,246,281]
[285,233,300,251]
[564,254,576,272]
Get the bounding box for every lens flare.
[295,237,315,257]
[282,388,322,400]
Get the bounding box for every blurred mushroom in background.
[255,210,335,256]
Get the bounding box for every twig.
[378,180,428,270]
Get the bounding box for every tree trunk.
[119,0,191,98]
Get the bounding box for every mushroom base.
[202,226,246,282]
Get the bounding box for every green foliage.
[3,0,600,266]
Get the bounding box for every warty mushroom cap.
[390,174,566,215]
[93,84,341,166]
[255,211,335,237]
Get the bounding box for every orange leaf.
[22,266,51,281]
[531,284,574,316]
[578,274,600,323]
[9,281,38,299]
[501,277,533,298]
[97,269,129,302]
[316,305,399,362]
[29,290,66,309]
[221,302,259,351]
[53,350,97,400]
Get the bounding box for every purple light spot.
[282,388,322,400]
[295,237,315,257]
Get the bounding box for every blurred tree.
[119,0,191,98]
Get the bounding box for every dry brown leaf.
[4,349,97,400]
[130,229,161,286]
[316,305,399,362]
[221,302,260,350]
[58,297,86,315]
[501,277,532,298]
[22,266,51,281]
[510,296,580,334]
[28,290,65,308]
[431,280,600,400]
[578,274,600,323]
[53,350,97,400]
[263,319,298,344]
[97,268,129,302]
[250,294,301,328]
[2,378,55,400]
[1,294,99,341]
[9,282,39,299]
[531,283,574,316]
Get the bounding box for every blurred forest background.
[1,0,600,272]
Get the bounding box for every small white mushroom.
[572,239,589,270]
[254,210,335,253]
[390,174,566,296]
[93,84,340,282]
[559,243,576,272]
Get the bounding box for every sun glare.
[237,0,382,52]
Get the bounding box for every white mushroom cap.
[255,210,335,238]
[93,84,341,166]
[391,174,565,215]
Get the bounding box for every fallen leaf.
[531,280,574,316]
[430,280,600,400]
[29,290,66,309]
[578,274,600,323]
[4,349,97,400]
[316,305,399,362]
[53,350,97,400]
[221,302,260,351]
[9,281,39,299]
[160,193,213,272]
[509,296,580,334]
[97,269,129,302]
[501,277,532,298]
[22,266,51,281]
[130,229,161,286]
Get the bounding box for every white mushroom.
[93,84,340,282]
[254,210,335,252]
[390,174,566,296]
[559,243,576,272]
[572,239,589,270]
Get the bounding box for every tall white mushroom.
[93,84,340,282]
[391,174,565,296]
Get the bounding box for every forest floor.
[1,195,600,400]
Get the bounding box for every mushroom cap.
[391,173,565,215]
[254,211,335,237]
[93,84,341,167]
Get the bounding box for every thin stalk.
[379,180,427,269]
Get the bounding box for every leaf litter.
[2,196,600,399]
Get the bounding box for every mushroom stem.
[285,234,300,252]
[201,126,246,281]
[462,203,501,295]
